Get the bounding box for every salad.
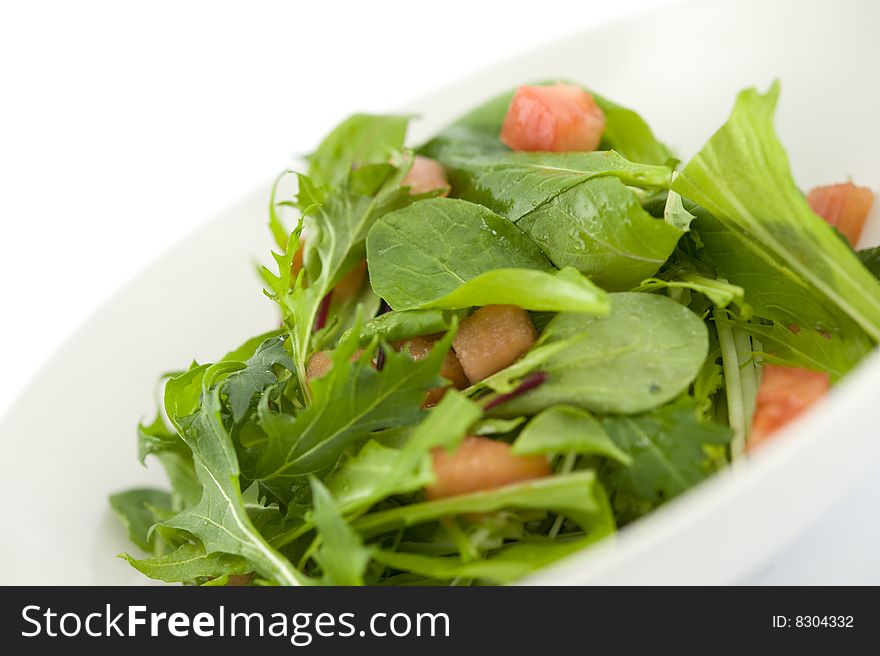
[110,80,879,586]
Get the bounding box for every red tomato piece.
[806,182,874,246]
[748,365,830,452]
[500,83,605,152]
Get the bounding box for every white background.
[0,0,676,420]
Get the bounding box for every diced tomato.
[401,156,449,196]
[452,305,537,383]
[806,182,874,246]
[426,436,551,500]
[748,365,830,452]
[500,83,605,152]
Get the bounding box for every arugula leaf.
[109,489,172,553]
[516,176,683,290]
[493,293,708,416]
[252,330,450,504]
[367,197,553,306]
[120,542,250,584]
[635,273,748,313]
[307,114,409,187]
[673,83,880,339]
[599,402,731,522]
[310,479,372,585]
[269,162,421,387]
[163,387,305,585]
[223,335,295,422]
[327,391,481,514]
[714,314,869,381]
[353,472,609,537]
[325,440,435,512]
[512,405,631,464]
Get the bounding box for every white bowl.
[2,0,879,585]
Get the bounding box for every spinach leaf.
[308,114,409,187]
[517,176,683,290]
[673,84,880,340]
[310,479,372,585]
[599,402,732,522]
[594,96,672,166]
[416,267,609,313]
[120,543,250,584]
[109,488,172,553]
[367,197,552,305]
[512,405,631,464]
[438,150,672,221]
[493,293,708,416]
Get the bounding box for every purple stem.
[378,299,392,316]
[375,346,386,371]
[314,292,333,332]
[482,372,548,411]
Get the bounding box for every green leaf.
[417,267,610,314]
[594,96,673,165]
[252,330,451,503]
[715,314,869,381]
[163,388,305,585]
[663,189,695,231]
[492,293,708,416]
[325,440,435,512]
[440,150,672,222]
[371,536,606,585]
[635,273,748,313]
[599,402,731,521]
[367,197,553,308]
[472,416,527,436]
[327,391,481,514]
[120,542,250,584]
[223,335,294,422]
[109,488,172,552]
[310,479,371,586]
[353,472,608,537]
[673,83,880,339]
[512,405,631,464]
[272,162,421,386]
[516,176,683,290]
[308,114,409,187]
[343,308,466,346]
[857,246,880,280]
